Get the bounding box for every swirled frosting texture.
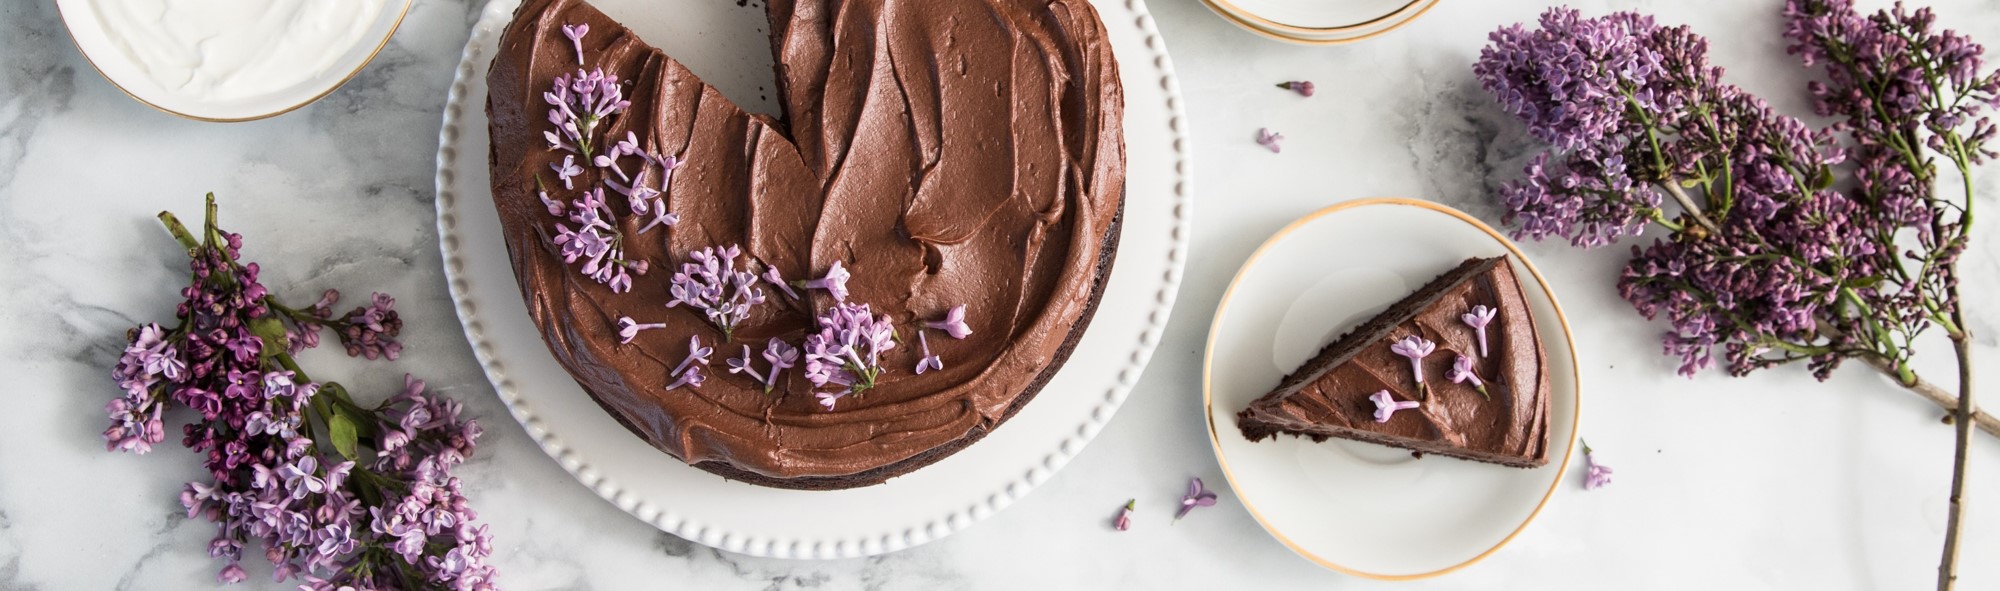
[1237,257,1551,467]
[486,0,1124,485]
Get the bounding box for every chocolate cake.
[484,0,1124,489]
[1236,257,1551,468]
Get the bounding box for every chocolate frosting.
[1238,257,1551,467]
[486,0,1124,483]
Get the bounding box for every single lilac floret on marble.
[1176,477,1218,521]
[1256,127,1284,153]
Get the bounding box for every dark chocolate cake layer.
[486,0,1125,488]
[1236,256,1551,468]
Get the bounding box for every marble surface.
[3,0,1998,588]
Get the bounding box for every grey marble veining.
[3,0,2000,589]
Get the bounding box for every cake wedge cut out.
[1236,256,1550,468]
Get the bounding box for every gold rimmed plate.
[1202,198,1580,579]
[56,0,412,122]
[1200,0,1438,45]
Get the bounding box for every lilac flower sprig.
[802,302,897,405]
[1479,4,1995,585]
[544,67,629,161]
[666,245,766,340]
[1480,4,1994,427]
[115,195,495,589]
[545,178,647,293]
[266,289,404,360]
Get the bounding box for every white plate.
[434,0,1191,558]
[1203,199,1579,579]
[56,0,411,122]
[1199,0,1436,45]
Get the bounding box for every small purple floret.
[924,304,973,340]
[1389,335,1436,384]
[1461,305,1497,357]
[1369,390,1421,423]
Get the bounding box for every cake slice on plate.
[1236,256,1551,468]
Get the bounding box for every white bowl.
[57,0,412,121]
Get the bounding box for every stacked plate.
[1202,0,1438,45]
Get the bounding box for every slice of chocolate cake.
[1236,256,1551,468]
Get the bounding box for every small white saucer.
[1203,198,1580,579]
[56,0,412,122]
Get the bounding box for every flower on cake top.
[1389,335,1436,391]
[1370,390,1421,423]
[1256,127,1284,153]
[1176,477,1218,521]
[616,316,667,344]
[1276,80,1315,97]
[548,183,645,293]
[551,154,584,189]
[561,23,589,64]
[798,260,851,302]
[665,335,712,391]
[1113,500,1136,531]
[802,302,896,394]
[544,68,629,160]
[915,331,943,375]
[815,390,846,411]
[726,345,766,382]
[673,335,713,371]
[665,245,766,340]
[1461,304,1497,357]
[1447,354,1490,399]
[761,266,800,300]
[761,338,798,393]
[925,304,973,339]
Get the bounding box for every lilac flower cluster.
[666,245,766,340]
[543,68,629,161]
[107,196,496,589]
[547,185,647,293]
[536,24,686,294]
[1784,0,1995,336]
[804,302,897,409]
[1474,5,1993,382]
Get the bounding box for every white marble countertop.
[4,0,1999,589]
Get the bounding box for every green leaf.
[248,315,289,362]
[329,413,360,461]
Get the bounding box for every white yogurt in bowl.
[58,0,411,121]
